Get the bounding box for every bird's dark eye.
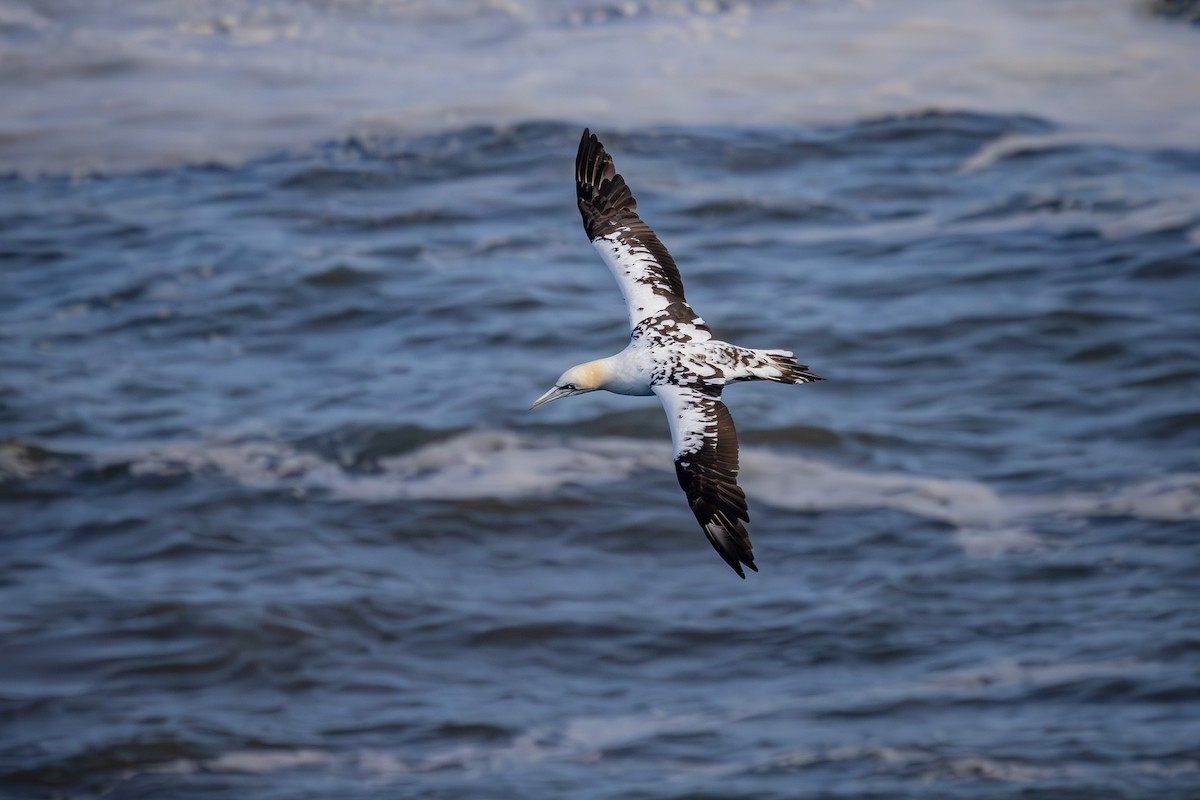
[564,383,576,390]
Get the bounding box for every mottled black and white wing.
[653,384,757,578]
[576,129,711,341]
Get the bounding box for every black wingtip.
[721,548,755,579]
[731,557,758,579]
[575,127,640,242]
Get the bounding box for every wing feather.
[576,129,711,339]
[653,383,757,578]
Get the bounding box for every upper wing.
[653,383,757,578]
[576,129,711,340]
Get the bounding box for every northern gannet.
[531,129,822,578]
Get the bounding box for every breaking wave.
[62,431,1196,551]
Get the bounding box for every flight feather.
[575,129,711,339]
[653,383,757,578]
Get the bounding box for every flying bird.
[531,129,822,578]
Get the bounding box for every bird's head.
[530,361,604,410]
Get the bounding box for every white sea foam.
[145,731,1071,783]
[0,441,58,482]
[125,431,665,501]
[120,431,1200,555]
[3,0,1198,173]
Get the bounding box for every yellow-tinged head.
[529,361,606,410]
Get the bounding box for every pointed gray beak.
[530,385,572,411]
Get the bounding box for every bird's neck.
[589,353,653,396]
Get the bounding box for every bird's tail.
[745,349,823,384]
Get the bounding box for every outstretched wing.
[576,129,711,340]
[653,383,757,578]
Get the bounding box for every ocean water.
[2,2,1200,798]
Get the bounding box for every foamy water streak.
[125,656,1176,786]
[118,431,1200,546]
